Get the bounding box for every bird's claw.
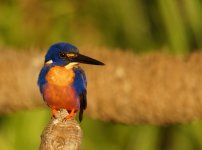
[62,109,76,122]
[51,108,58,119]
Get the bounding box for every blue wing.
[37,65,51,94]
[73,67,87,122]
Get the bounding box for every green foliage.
[0,109,48,150]
[0,1,202,149]
[0,109,202,150]
[0,0,202,54]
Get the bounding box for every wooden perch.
[1,48,202,124]
[40,109,82,150]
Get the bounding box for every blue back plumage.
[38,65,51,93]
[73,67,87,121]
[73,67,87,95]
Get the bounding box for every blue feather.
[37,65,51,93]
[73,67,87,95]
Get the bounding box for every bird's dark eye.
[59,52,66,59]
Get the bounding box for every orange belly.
[43,84,79,110]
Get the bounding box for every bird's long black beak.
[72,53,105,65]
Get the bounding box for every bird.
[38,43,104,122]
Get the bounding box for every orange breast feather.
[46,66,75,86]
[43,66,79,110]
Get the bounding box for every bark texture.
[40,109,82,150]
[0,48,202,124]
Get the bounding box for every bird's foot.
[62,109,76,122]
[51,108,58,118]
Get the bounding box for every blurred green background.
[0,0,202,149]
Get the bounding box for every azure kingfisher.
[38,43,104,122]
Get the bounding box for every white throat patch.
[45,60,78,69]
[45,60,53,65]
[65,62,79,69]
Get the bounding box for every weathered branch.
[40,109,82,150]
[1,48,202,124]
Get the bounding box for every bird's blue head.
[44,43,104,66]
